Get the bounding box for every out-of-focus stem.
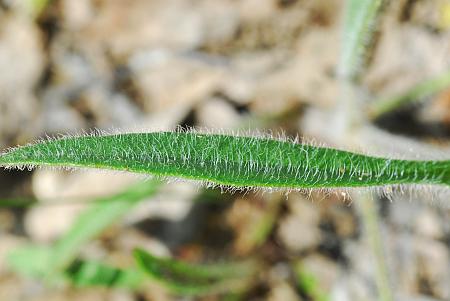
[358,192,394,301]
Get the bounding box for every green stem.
[358,193,394,301]
[339,0,385,81]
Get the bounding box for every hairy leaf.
[1,132,449,190]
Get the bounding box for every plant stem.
[339,0,385,81]
[358,193,394,301]
[338,1,394,300]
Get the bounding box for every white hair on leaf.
[1,127,450,206]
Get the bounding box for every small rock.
[0,16,43,94]
[0,16,44,140]
[40,100,86,133]
[414,209,444,239]
[25,203,86,243]
[61,0,94,30]
[199,1,239,45]
[267,281,302,301]
[286,194,320,226]
[125,182,196,224]
[32,169,138,201]
[278,195,326,256]
[84,0,205,56]
[252,27,339,111]
[129,52,225,112]
[277,214,321,252]
[196,97,242,129]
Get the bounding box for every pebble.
[0,16,44,141]
[278,214,321,252]
[414,208,444,239]
[196,97,242,129]
[267,281,302,301]
[277,194,321,253]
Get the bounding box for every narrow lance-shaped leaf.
[65,260,144,289]
[133,248,257,296]
[47,180,160,274]
[8,245,144,289]
[0,131,449,189]
[8,245,51,279]
[6,179,161,284]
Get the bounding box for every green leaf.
[8,246,143,289]
[65,260,144,289]
[1,132,449,189]
[294,261,329,301]
[7,180,161,283]
[8,245,51,279]
[339,0,385,80]
[47,180,160,275]
[133,248,257,296]
[8,180,160,287]
[369,69,450,119]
